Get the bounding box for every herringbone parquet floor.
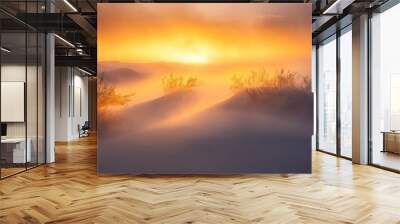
[1,135,400,224]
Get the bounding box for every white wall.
[72,73,89,137]
[55,67,89,141]
[1,65,37,138]
[1,82,25,122]
[55,67,70,141]
[1,63,46,164]
[1,65,26,129]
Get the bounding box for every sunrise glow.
[98,4,310,67]
[98,3,312,121]
[177,53,209,64]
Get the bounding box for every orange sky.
[98,4,311,128]
[98,3,311,65]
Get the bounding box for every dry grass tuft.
[162,74,199,93]
[98,74,135,108]
[230,69,310,95]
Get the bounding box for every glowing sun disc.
[179,53,209,64]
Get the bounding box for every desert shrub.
[230,69,310,95]
[300,75,312,91]
[98,74,135,108]
[162,74,199,92]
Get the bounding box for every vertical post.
[46,1,56,163]
[367,12,373,165]
[0,26,2,179]
[315,45,320,150]
[336,30,341,156]
[25,2,28,170]
[312,45,317,150]
[352,14,369,164]
[88,77,97,132]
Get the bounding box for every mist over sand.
[98,62,313,174]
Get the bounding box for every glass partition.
[1,31,28,177]
[0,3,46,179]
[27,30,38,169]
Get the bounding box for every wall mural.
[98,3,312,173]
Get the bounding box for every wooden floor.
[372,150,400,171]
[1,136,400,223]
[1,167,26,178]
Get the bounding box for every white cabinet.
[1,138,32,163]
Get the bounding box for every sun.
[178,53,209,64]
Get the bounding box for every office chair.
[79,121,90,138]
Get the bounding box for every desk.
[382,131,400,154]
[1,138,31,163]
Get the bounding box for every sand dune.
[146,88,313,138]
[101,68,147,85]
[100,90,199,135]
[101,87,312,142]
[98,88,313,174]
[98,66,313,174]
[219,88,313,117]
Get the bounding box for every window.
[312,45,317,150]
[370,3,400,171]
[339,27,352,158]
[317,36,337,154]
